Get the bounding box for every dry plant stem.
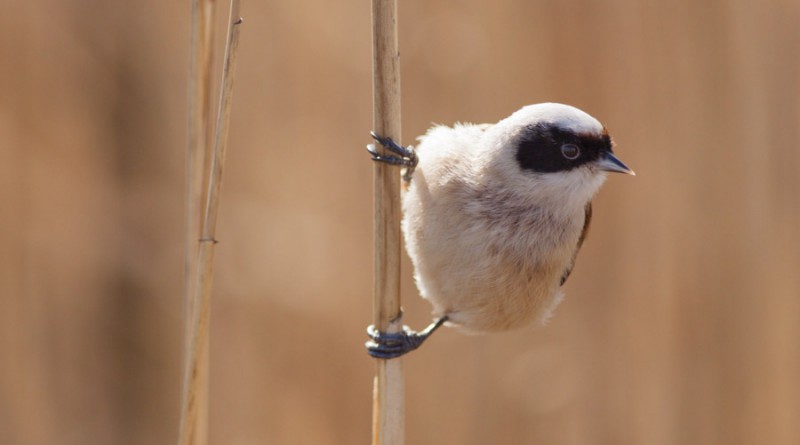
[177,2,243,445]
[184,2,216,443]
[371,1,404,445]
[186,0,217,333]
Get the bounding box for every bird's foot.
[367,132,418,182]
[366,316,448,359]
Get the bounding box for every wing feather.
[560,202,592,286]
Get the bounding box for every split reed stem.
[178,2,243,445]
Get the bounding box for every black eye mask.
[515,122,613,173]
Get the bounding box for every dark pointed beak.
[597,151,635,175]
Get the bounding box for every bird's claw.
[367,132,418,182]
[366,325,427,359]
[365,317,448,359]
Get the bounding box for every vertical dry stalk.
[184,1,216,443]
[186,0,217,295]
[178,2,243,445]
[186,0,216,272]
[370,1,404,445]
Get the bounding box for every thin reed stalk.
[184,1,216,443]
[186,0,216,268]
[178,2,243,445]
[370,1,404,445]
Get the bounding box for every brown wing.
[560,202,592,286]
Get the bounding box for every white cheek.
[497,164,608,213]
[553,168,608,203]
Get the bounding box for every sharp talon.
[365,317,448,359]
[367,132,418,182]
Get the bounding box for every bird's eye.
[560,144,580,160]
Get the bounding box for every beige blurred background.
[2,1,799,444]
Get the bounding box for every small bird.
[366,103,634,358]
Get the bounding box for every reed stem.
[178,2,243,444]
[183,1,215,442]
[370,1,404,444]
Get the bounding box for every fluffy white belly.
[402,168,582,333]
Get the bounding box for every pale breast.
[403,174,582,332]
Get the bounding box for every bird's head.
[486,103,634,206]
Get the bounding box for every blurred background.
[2,1,799,444]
